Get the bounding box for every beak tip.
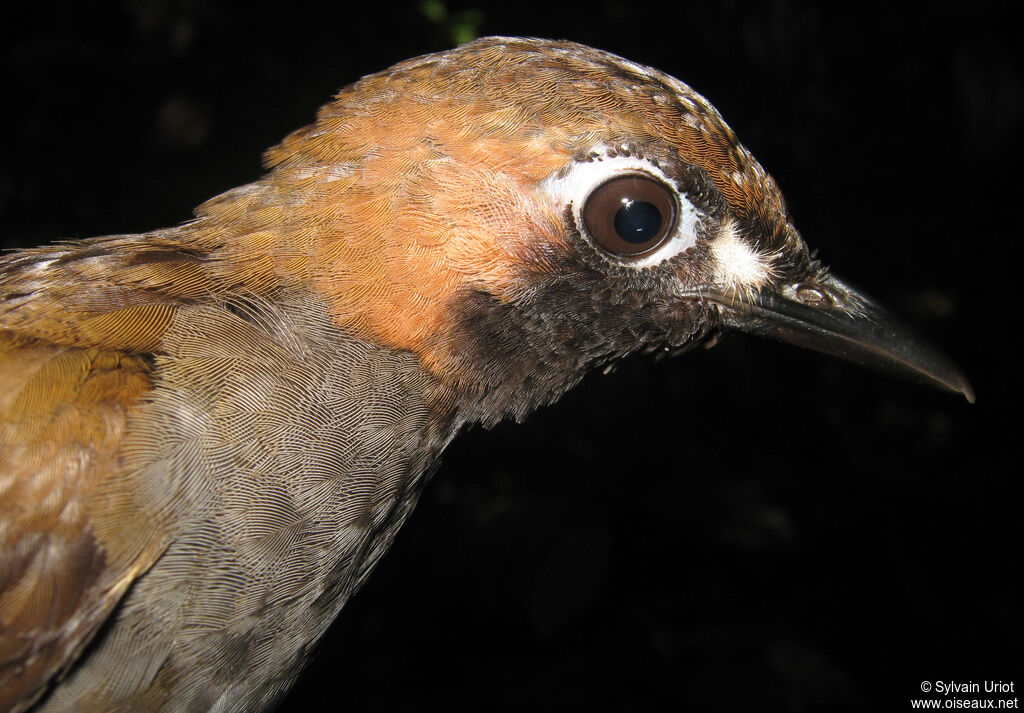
[924,356,973,404]
[959,380,976,405]
[719,274,975,405]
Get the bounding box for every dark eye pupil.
[582,174,677,257]
[614,199,662,244]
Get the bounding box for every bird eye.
[582,174,678,257]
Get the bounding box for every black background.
[2,1,1020,711]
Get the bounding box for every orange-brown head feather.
[235,38,802,391]
[1,37,804,418]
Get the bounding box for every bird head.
[183,36,971,426]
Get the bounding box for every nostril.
[794,282,833,308]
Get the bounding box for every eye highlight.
[582,174,678,257]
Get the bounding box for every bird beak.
[714,273,975,402]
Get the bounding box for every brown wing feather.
[0,333,164,713]
[0,236,201,713]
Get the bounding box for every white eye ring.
[540,150,702,267]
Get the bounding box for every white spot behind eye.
[710,219,777,295]
[539,149,701,268]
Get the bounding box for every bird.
[0,36,972,713]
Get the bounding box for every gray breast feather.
[39,293,440,713]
